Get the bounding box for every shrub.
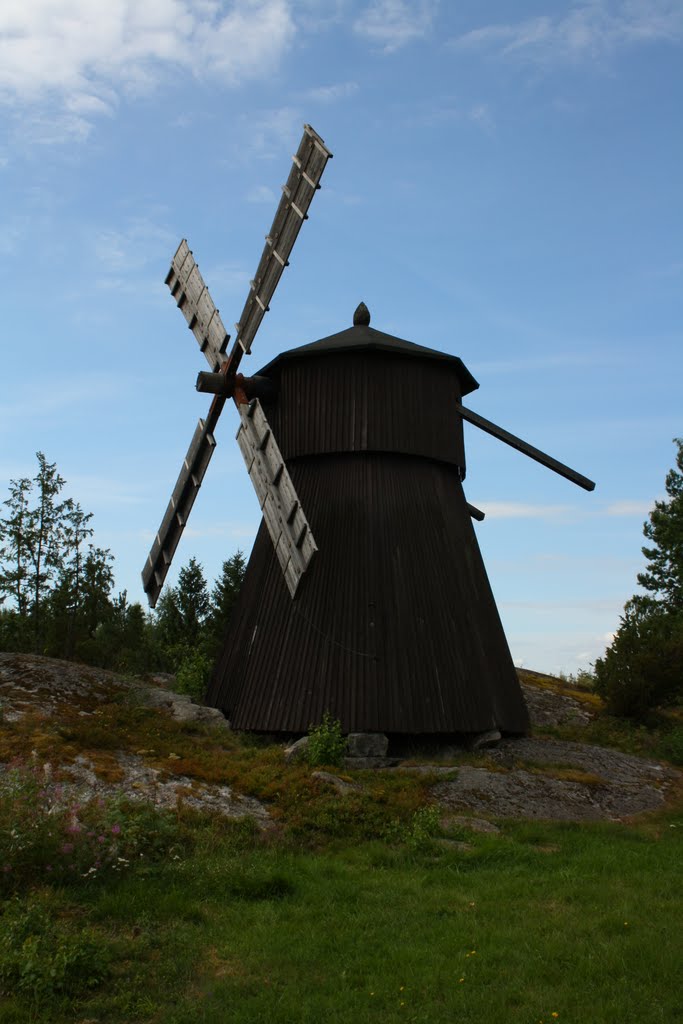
[0,897,111,1002]
[659,725,683,766]
[306,712,346,767]
[174,648,212,703]
[594,603,683,718]
[0,758,186,895]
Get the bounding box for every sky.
[1,0,681,676]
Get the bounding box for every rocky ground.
[0,652,679,826]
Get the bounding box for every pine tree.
[155,557,210,656]
[0,453,115,658]
[637,437,683,611]
[595,439,683,716]
[0,476,33,618]
[26,454,71,649]
[208,551,246,649]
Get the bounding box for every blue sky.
[1,0,681,675]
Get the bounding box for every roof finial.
[353,301,371,327]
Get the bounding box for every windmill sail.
[141,124,331,608]
[165,240,230,372]
[236,398,317,597]
[234,124,332,356]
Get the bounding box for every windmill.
[143,124,595,739]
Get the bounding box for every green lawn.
[2,810,681,1024]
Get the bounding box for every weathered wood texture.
[236,398,317,597]
[141,417,217,606]
[233,125,332,356]
[165,240,230,372]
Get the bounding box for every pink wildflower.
[61,843,74,854]
[98,835,105,843]
[111,824,121,835]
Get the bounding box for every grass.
[1,811,681,1023]
[1,658,682,1023]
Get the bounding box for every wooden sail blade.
[236,398,317,597]
[165,239,230,372]
[232,124,332,359]
[455,402,595,492]
[141,415,218,607]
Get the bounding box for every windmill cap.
[257,305,480,396]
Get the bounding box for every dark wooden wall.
[268,351,468,475]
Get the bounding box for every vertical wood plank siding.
[206,331,529,735]
[208,454,528,734]
[269,352,468,473]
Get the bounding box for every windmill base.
[206,453,530,736]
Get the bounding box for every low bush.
[306,712,346,768]
[0,896,111,1003]
[174,648,213,702]
[0,757,186,894]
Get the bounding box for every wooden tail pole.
[455,403,595,492]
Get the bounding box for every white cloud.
[306,81,359,103]
[354,0,438,53]
[0,0,296,131]
[605,499,652,516]
[93,217,176,273]
[0,372,130,428]
[478,501,576,520]
[246,184,277,204]
[451,1,683,65]
[237,106,303,160]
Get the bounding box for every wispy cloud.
[235,106,303,161]
[451,1,683,66]
[354,0,438,53]
[246,184,278,204]
[478,501,576,521]
[93,218,175,274]
[0,0,295,136]
[305,81,359,103]
[605,499,653,516]
[67,474,148,508]
[0,372,130,429]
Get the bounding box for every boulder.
[468,729,502,751]
[284,736,310,763]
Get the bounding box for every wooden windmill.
[143,124,595,738]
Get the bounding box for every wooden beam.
[455,403,595,492]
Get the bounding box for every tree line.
[0,453,244,696]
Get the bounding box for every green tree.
[0,453,116,659]
[49,503,95,657]
[155,557,210,658]
[26,453,71,648]
[594,599,683,718]
[0,476,33,618]
[595,439,683,717]
[637,437,683,610]
[207,551,246,651]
